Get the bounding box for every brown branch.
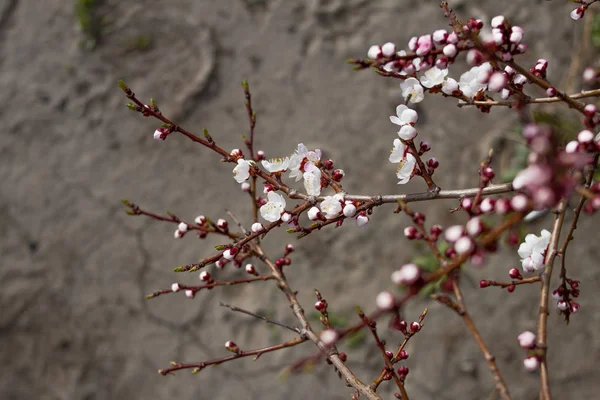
[146,275,275,299]
[357,307,409,399]
[450,279,511,400]
[158,337,306,375]
[537,200,568,400]
[457,89,600,108]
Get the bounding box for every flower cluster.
[517,229,551,273]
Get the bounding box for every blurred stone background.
[1,0,599,399]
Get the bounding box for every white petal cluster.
[420,67,449,88]
[320,193,344,219]
[518,229,551,273]
[459,62,492,97]
[259,191,287,222]
[261,157,290,173]
[400,78,424,103]
[233,159,252,183]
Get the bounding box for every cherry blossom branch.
[157,337,306,375]
[457,89,600,108]
[344,183,513,203]
[504,60,587,114]
[479,276,540,289]
[145,275,275,299]
[251,242,383,400]
[537,200,568,400]
[357,307,409,399]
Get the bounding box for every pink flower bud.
[225,340,239,353]
[571,7,584,21]
[466,217,483,237]
[510,194,529,212]
[584,104,597,117]
[523,356,539,372]
[185,289,195,299]
[223,248,238,260]
[432,29,448,44]
[491,15,505,28]
[241,182,251,192]
[195,215,206,225]
[443,44,457,58]
[356,213,369,228]
[307,206,320,221]
[509,268,523,280]
[320,329,338,346]
[444,225,464,243]
[557,301,568,311]
[381,42,396,57]
[245,263,257,275]
[454,236,475,255]
[404,226,418,239]
[199,271,211,281]
[315,300,327,312]
[578,130,594,144]
[480,198,495,213]
[343,202,357,217]
[391,263,421,285]
[488,72,507,92]
[518,331,537,349]
[466,49,483,66]
[171,283,180,292]
[376,291,395,310]
[367,45,382,59]
[281,212,292,223]
[178,222,188,233]
[230,148,242,157]
[217,219,228,230]
[409,321,421,333]
[251,222,264,233]
[583,67,597,83]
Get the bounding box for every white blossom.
[233,159,252,183]
[303,162,322,196]
[320,193,344,219]
[518,229,551,273]
[288,143,321,182]
[420,67,449,88]
[259,191,287,222]
[171,283,180,292]
[400,78,424,103]
[261,157,290,173]
[389,138,407,163]
[396,153,416,184]
[459,63,492,97]
[441,77,459,95]
[390,105,418,127]
[398,125,417,140]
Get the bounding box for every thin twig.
[450,279,511,400]
[219,302,300,333]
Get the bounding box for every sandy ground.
[1,0,599,399]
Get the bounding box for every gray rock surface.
[1,0,598,399]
